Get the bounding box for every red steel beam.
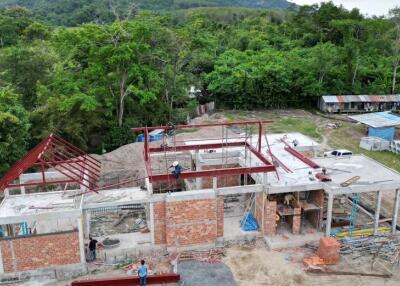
[244,142,272,166]
[132,120,273,132]
[284,146,320,169]
[149,141,245,153]
[149,165,276,182]
[71,274,180,286]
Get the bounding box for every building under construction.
[0,121,399,282]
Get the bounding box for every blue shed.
[368,127,396,141]
[136,129,164,142]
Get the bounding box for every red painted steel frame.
[0,134,101,193]
[133,121,276,183]
[71,274,180,286]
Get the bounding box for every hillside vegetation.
[0,2,399,176]
[0,0,296,26]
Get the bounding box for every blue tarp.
[240,212,259,231]
[136,131,164,142]
[368,127,395,141]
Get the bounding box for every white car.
[324,149,353,158]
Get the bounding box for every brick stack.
[264,200,277,236]
[292,207,301,234]
[316,237,340,265]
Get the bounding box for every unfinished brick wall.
[164,198,223,247]
[201,165,241,188]
[153,202,167,244]
[264,200,277,236]
[292,208,301,234]
[306,190,324,230]
[0,231,80,273]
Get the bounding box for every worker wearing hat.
[170,161,182,179]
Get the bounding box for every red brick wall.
[264,200,277,236]
[306,190,324,230]
[216,197,224,238]
[0,232,80,273]
[164,198,222,247]
[154,202,167,244]
[201,165,240,189]
[292,207,301,234]
[255,193,264,232]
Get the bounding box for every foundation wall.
[0,231,80,273]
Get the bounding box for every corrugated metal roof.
[349,112,400,128]
[322,95,400,103]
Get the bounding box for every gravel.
[178,261,237,286]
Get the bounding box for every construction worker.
[87,236,101,262]
[138,259,148,286]
[170,161,182,179]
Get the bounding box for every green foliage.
[0,86,30,174]
[0,1,400,162]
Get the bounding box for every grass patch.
[268,117,321,140]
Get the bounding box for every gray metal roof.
[348,112,400,128]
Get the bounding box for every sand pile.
[223,245,306,286]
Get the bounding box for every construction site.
[0,111,399,286]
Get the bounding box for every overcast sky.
[289,0,399,16]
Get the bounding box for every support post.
[77,217,86,264]
[149,203,155,244]
[325,193,334,237]
[212,177,217,190]
[84,211,91,239]
[195,150,202,189]
[392,189,400,234]
[4,188,9,198]
[19,175,25,194]
[373,191,382,235]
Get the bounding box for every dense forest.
[0,2,400,175]
[0,0,296,26]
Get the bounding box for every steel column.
[373,191,382,235]
[325,193,334,236]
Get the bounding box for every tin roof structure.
[322,95,400,103]
[348,112,400,128]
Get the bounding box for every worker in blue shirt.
[137,259,148,286]
[171,161,182,179]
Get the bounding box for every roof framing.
[0,134,101,193]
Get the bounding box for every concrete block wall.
[0,231,80,273]
[306,190,324,230]
[201,164,241,188]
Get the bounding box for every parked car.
[324,149,353,158]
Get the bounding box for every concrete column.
[392,189,400,234]
[263,173,268,185]
[145,178,153,195]
[212,177,217,190]
[325,193,334,237]
[77,217,86,264]
[19,175,25,194]
[0,247,4,274]
[373,191,382,235]
[195,150,202,189]
[149,203,155,244]
[84,211,91,238]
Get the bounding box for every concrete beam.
[373,191,382,235]
[392,189,400,234]
[216,184,264,196]
[325,193,334,237]
[0,210,81,225]
[165,189,215,202]
[325,182,400,195]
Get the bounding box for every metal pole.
[392,189,400,234]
